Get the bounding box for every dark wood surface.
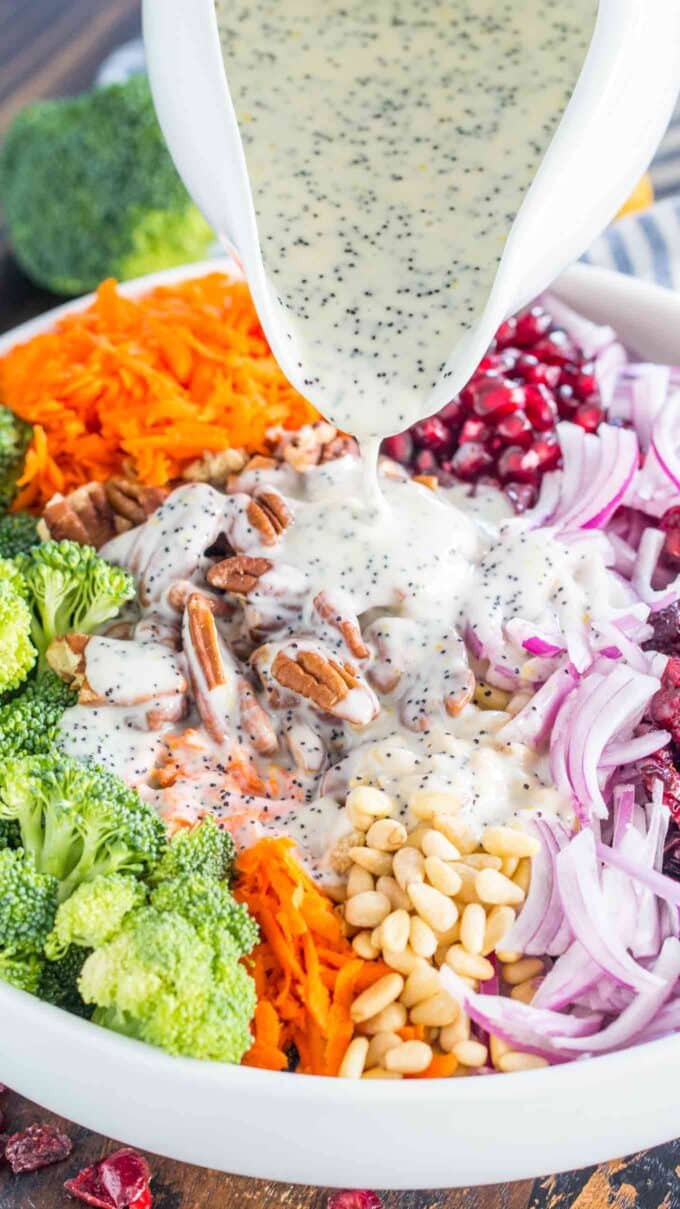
[0,1,679,1205]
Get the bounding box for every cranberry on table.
[661,506,680,564]
[4,1122,72,1174]
[327,1192,383,1209]
[64,1146,152,1209]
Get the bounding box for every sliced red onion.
[556,830,663,992]
[632,528,678,609]
[595,342,628,408]
[499,662,579,748]
[600,730,670,768]
[595,840,680,908]
[531,940,601,1011]
[651,386,680,492]
[541,294,619,359]
[621,364,672,452]
[505,618,564,658]
[612,783,635,847]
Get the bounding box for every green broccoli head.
[0,818,19,849]
[45,872,146,960]
[38,943,92,1017]
[0,512,40,560]
[150,873,258,958]
[0,575,37,693]
[0,76,214,296]
[149,817,235,886]
[0,411,33,510]
[0,948,44,994]
[0,670,77,761]
[0,846,58,952]
[79,906,256,1063]
[0,752,167,901]
[16,540,135,666]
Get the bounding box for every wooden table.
[1,1,679,1205]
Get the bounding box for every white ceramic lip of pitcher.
[144,0,680,414]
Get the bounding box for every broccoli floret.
[0,753,167,902]
[0,575,36,693]
[0,512,40,560]
[0,410,32,510]
[149,817,235,886]
[79,906,256,1063]
[0,76,214,296]
[151,873,258,958]
[0,670,77,760]
[0,846,58,952]
[0,818,19,849]
[38,945,92,1017]
[0,949,43,994]
[45,873,145,960]
[16,540,134,667]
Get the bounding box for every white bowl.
[1,260,680,1190]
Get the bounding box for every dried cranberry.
[497,445,539,484]
[382,432,413,465]
[450,442,493,480]
[640,748,680,823]
[574,402,604,432]
[411,416,454,455]
[327,1193,383,1209]
[649,658,680,744]
[514,306,553,347]
[645,600,680,654]
[495,411,533,448]
[0,1085,8,1095]
[65,1148,152,1209]
[4,1123,72,1174]
[660,507,680,564]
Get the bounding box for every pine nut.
[350,973,404,1023]
[376,875,411,911]
[381,908,410,953]
[346,786,395,820]
[489,1034,512,1069]
[424,855,462,898]
[411,790,462,820]
[475,867,525,906]
[403,826,429,851]
[385,1040,433,1074]
[502,957,544,986]
[401,964,442,1008]
[459,903,486,955]
[393,846,425,891]
[409,914,438,958]
[366,818,408,852]
[347,800,373,831]
[510,977,542,1004]
[421,829,461,861]
[482,905,515,955]
[496,949,522,964]
[348,847,394,877]
[358,1002,408,1034]
[338,1036,369,1078]
[497,1051,549,1074]
[501,856,519,879]
[513,857,532,895]
[433,815,477,853]
[434,921,460,947]
[371,925,384,948]
[481,825,540,860]
[453,1040,488,1068]
[382,946,426,975]
[445,944,495,981]
[464,852,503,871]
[361,1068,402,1079]
[352,930,380,960]
[410,990,459,1028]
[344,890,391,929]
[408,882,458,934]
[440,1014,470,1051]
[347,865,374,897]
[450,862,481,904]
[366,1030,402,1068]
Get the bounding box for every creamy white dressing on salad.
[215,0,595,442]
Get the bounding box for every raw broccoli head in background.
[0,670,77,761]
[0,512,40,560]
[0,752,167,902]
[16,539,135,667]
[79,905,257,1064]
[0,75,214,295]
[149,816,236,887]
[0,411,33,510]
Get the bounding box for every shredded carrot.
[0,273,320,512]
[235,837,381,1076]
[408,1053,459,1080]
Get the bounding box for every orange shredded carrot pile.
[0,273,320,512]
[235,837,391,1076]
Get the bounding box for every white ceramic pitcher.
[143,0,680,412]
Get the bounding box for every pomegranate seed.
[574,366,597,399]
[495,411,533,448]
[382,432,413,464]
[438,398,464,427]
[532,330,576,367]
[414,448,438,475]
[494,316,518,348]
[477,473,502,490]
[505,481,538,512]
[524,384,557,431]
[476,350,518,374]
[327,1193,383,1209]
[459,417,490,444]
[514,306,553,347]
[451,442,493,480]
[531,436,561,470]
[556,384,576,415]
[574,402,604,432]
[497,445,540,484]
[521,360,561,389]
[412,416,454,454]
[468,376,525,419]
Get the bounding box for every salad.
[1,270,680,1080]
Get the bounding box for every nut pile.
[337,786,547,1079]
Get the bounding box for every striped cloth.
[96,39,680,291]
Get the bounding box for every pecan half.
[272,649,359,710]
[186,594,227,692]
[313,590,370,660]
[247,490,294,545]
[105,477,168,530]
[43,483,116,549]
[208,555,273,595]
